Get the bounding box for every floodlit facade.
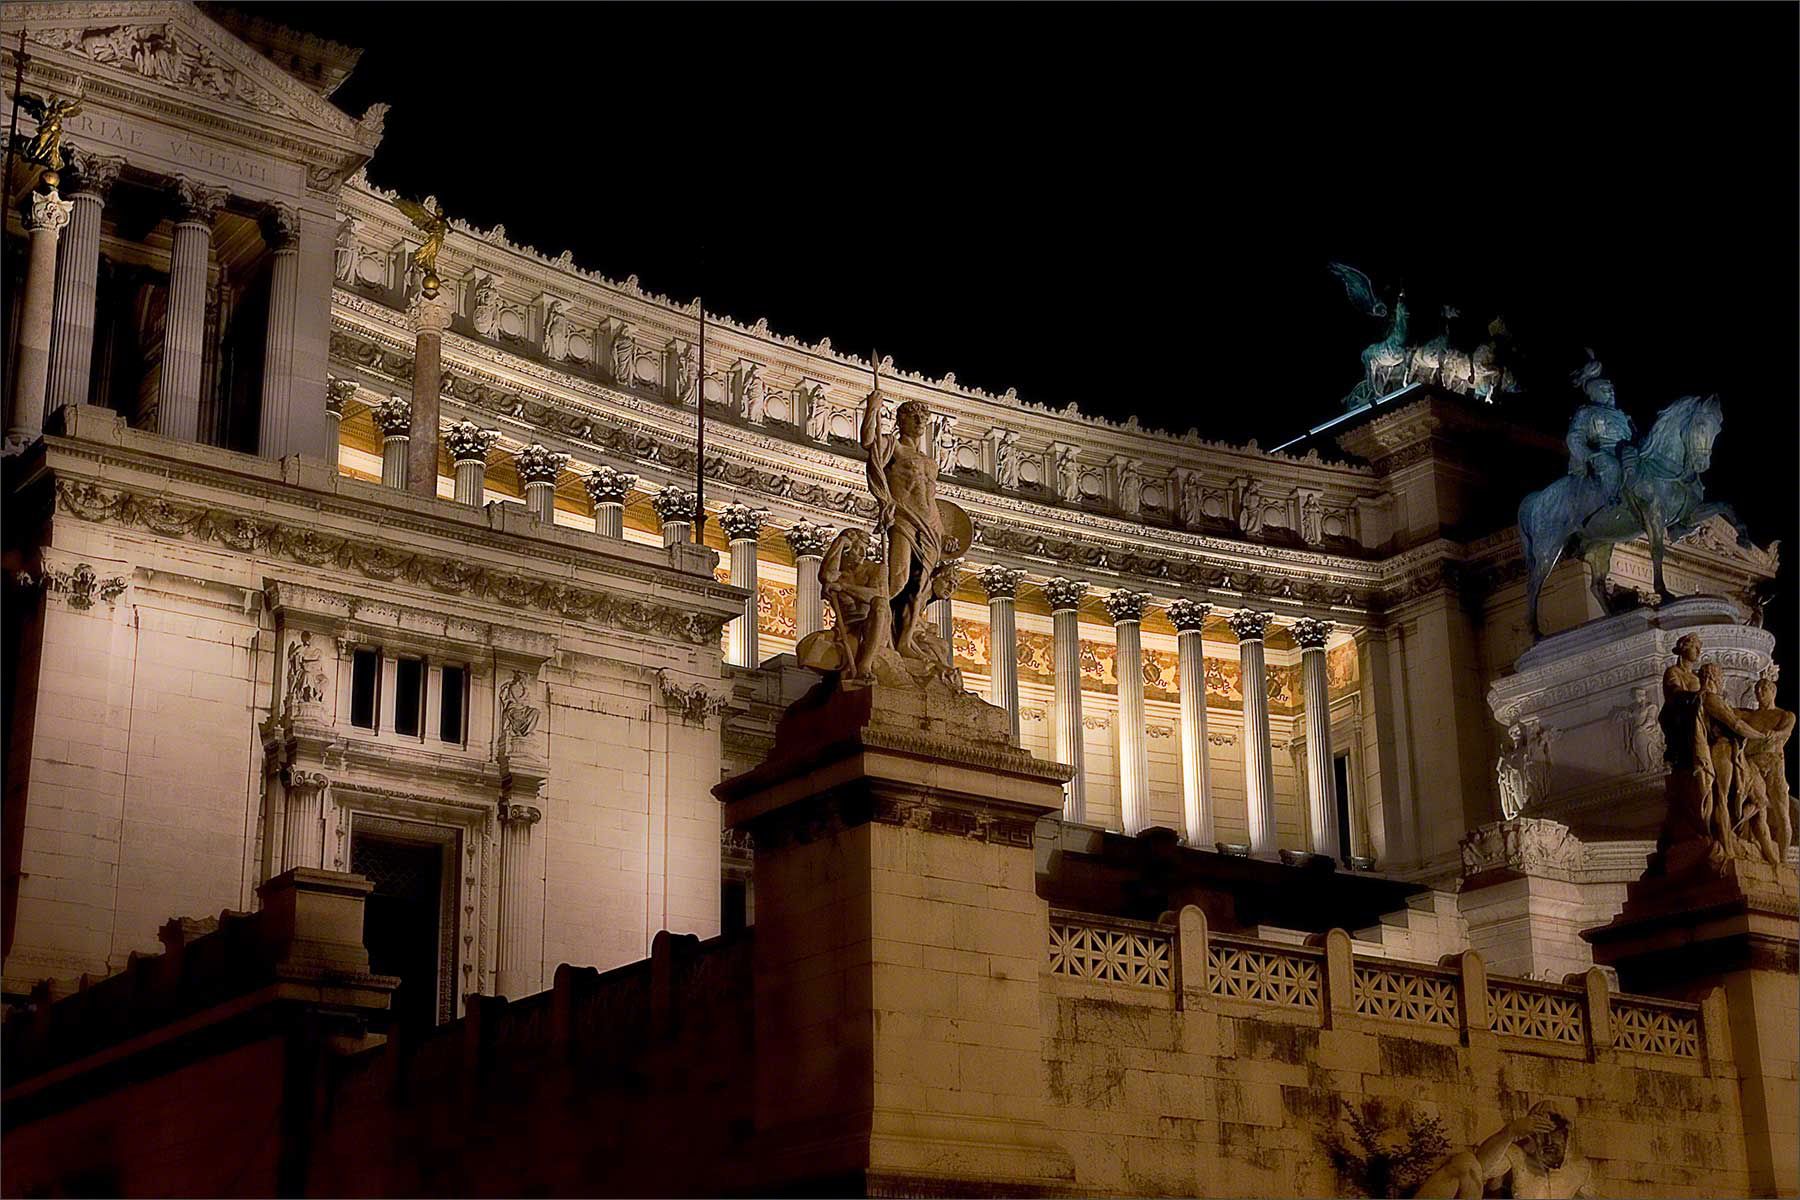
[1,5,1794,1198]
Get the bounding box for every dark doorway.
[352,832,448,1031]
[1333,753,1353,865]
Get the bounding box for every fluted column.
[1105,590,1154,834]
[158,177,227,442]
[517,444,569,523]
[719,503,769,667]
[281,771,329,871]
[407,290,453,497]
[6,187,73,447]
[371,395,411,488]
[1045,578,1089,823]
[1228,610,1277,855]
[652,488,696,547]
[1167,598,1214,849]
[584,465,637,537]
[254,205,301,457]
[785,520,834,638]
[323,376,356,471]
[495,800,543,999]
[976,566,1025,741]
[1293,616,1340,862]
[444,421,500,505]
[47,155,123,416]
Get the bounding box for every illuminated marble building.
[1,7,1795,1198]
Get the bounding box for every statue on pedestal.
[795,365,969,693]
[1657,634,1783,870]
[1736,668,1796,855]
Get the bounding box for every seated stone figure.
[1415,1101,1594,1199]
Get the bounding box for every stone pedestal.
[1459,818,1602,982]
[716,677,1076,1195]
[1585,856,1799,1198]
[1488,597,1775,838]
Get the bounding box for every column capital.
[408,290,454,335]
[444,420,501,464]
[21,188,72,233]
[1166,597,1212,632]
[976,564,1026,600]
[650,487,697,524]
[324,375,358,417]
[1290,616,1334,650]
[583,464,639,505]
[1103,589,1153,624]
[515,443,569,485]
[784,518,835,559]
[1226,609,1273,642]
[169,175,228,225]
[718,502,770,542]
[499,803,543,827]
[261,202,300,251]
[1042,577,1088,612]
[67,151,125,198]
[370,394,412,435]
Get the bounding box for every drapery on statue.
[794,358,970,691]
[17,92,83,175]
[1414,1101,1594,1199]
[1517,355,1754,638]
[1656,634,1785,871]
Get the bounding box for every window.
[350,648,380,730]
[439,665,467,744]
[1333,752,1353,863]
[394,657,425,737]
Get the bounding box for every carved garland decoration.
[54,481,731,645]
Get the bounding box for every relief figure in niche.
[543,300,571,360]
[499,670,540,746]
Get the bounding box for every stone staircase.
[1253,889,1468,963]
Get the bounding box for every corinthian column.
[584,466,638,537]
[719,503,769,667]
[281,771,329,871]
[1292,616,1341,862]
[158,177,228,442]
[976,566,1025,741]
[1167,598,1213,848]
[1105,589,1154,835]
[371,395,412,489]
[1044,577,1089,823]
[445,421,500,505]
[407,290,453,497]
[257,205,301,458]
[495,800,543,999]
[47,155,123,416]
[652,488,696,547]
[785,520,834,638]
[1227,610,1277,855]
[517,444,569,523]
[5,187,73,447]
[324,376,356,471]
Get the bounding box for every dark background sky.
[255,1,1795,698]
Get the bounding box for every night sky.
[255,2,1795,696]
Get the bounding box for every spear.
[692,296,706,543]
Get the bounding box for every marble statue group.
[797,375,970,692]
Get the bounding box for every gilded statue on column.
[17,92,83,177]
[393,195,449,295]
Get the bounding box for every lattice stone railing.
[1048,912,1172,988]
[1613,996,1701,1058]
[1488,980,1586,1045]
[1042,909,1714,1068]
[1352,963,1460,1028]
[1207,935,1322,1009]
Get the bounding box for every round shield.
[938,499,974,558]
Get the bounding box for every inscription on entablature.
[65,110,294,192]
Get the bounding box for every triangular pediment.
[7,1,372,146]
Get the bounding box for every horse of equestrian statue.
[1519,375,1753,638]
[1330,263,1410,407]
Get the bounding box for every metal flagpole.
[692,295,706,543]
[3,29,30,384]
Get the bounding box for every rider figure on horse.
[1565,352,1635,508]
